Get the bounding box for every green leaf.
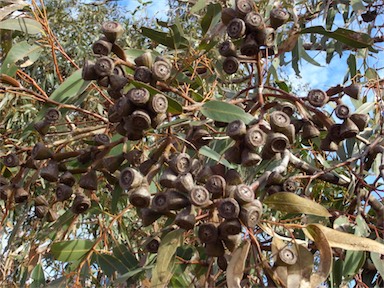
[31,264,45,288]
[0,41,43,76]
[300,26,373,48]
[0,2,28,21]
[354,101,374,114]
[50,69,91,104]
[0,18,44,35]
[371,238,384,279]
[201,3,221,36]
[190,0,206,14]
[51,239,95,262]
[151,229,184,287]
[141,27,189,49]
[347,54,357,78]
[199,146,234,169]
[343,250,365,279]
[275,80,290,93]
[264,192,331,217]
[113,244,139,270]
[131,80,182,115]
[365,67,379,80]
[201,100,254,124]
[95,253,128,276]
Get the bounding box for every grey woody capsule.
[151,192,169,213]
[307,89,329,107]
[3,153,19,167]
[328,123,343,143]
[119,168,143,190]
[109,74,128,91]
[72,193,91,214]
[152,60,171,81]
[129,185,151,208]
[175,173,195,193]
[219,40,237,57]
[350,113,369,131]
[151,113,167,129]
[335,104,350,120]
[244,126,265,149]
[127,88,150,107]
[40,160,59,182]
[245,11,265,31]
[93,133,110,146]
[134,66,152,83]
[217,255,228,271]
[45,108,61,123]
[130,110,152,131]
[79,170,98,190]
[56,183,73,202]
[320,136,339,152]
[224,145,242,165]
[97,76,109,88]
[283,178,298,192]
[240,34,259,56]
[148,93,168,114]
[34,195,49,207]
[222,56,239,75]
[82,60,98,81]
[235,0,253,16]
[134,52,153,68]
[218,218,242,238]
[241,148,262,167]
[221,7,238,25]
[59,171,76,187]
[270,8,290,29]
[169,153,191,175]
[139,207,162,226]
[190,186,211,207]
[32,142,53,160]
[101,154,125,173]
[343,83,361,100]
[234,184,254,204]
[256,27,276,47]
[165,189,190,210]
[301,122,320,140]
[101,21,124,43]
[14,186,29,203]
[218,198,240,219]
[339,118,359,139]
[239,199,263,228]
[159,168,177,188]
[35,205,49,218]
[198,223,218,244]
[270,111,291,132]
[145,237,161,253]
[227,18,246,39]
[225,169,242,185]
[175,207,196,231]
[0,185,11,201]
[278,247,298,266]
[205,240,225,257]
[46,209,58,222]
[266,132,289,153]
[92,38,113,56]
[94,56,115,77]
[226,119,247,140]
[205,175,226,199]
[33,120,50,136]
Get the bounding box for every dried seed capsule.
[59,171,76,187]
[335,104,350,120]
[225,145,242,164]
[218,198,240,219]
[115,96,133,118]
[198,223,218,243]
[205,175,226,199]
[217,255,228,271]
[239,199,263,228]
[97,76,109,87]
[241,148,262,167]
[35,205,48,218]
[301,122,320,139]
[226,119,247,140]
[245,11,264,31]
[46,209,58,222]
[189,127,211,149]
[151,193,169,213]
[79,170,98,190]
[152,60,171,81]
[32,142,53,160]
[14,186,29,203]
[129,185,151,208]
[240,34,259,56]
[270,8,290,29]
[320,136,339,152]
[169,153,191,175]
[222,56,239,75]
[56,183,73,201]
[101,154,125,173]
[101,21,124,43]
[278,247,298,266]
[94,56,115,77]
[227,18,246,39]
[139,207,162,226]
[166,189,191,210]
[134,66,152,83]
[92,38,113,56]
[40,160,59,182]
[234,184,254,204]
[148,93,168,114]
[256,27,276,47]
[266,171,285,186]
[151,113,166,129]
[221,7,238,25]
[72,193,91,214]
[134,52,153,68]
[265,132,289,153]
[283,178,298,192]
[328,123,343,143]
[205,240,225,257]
[339,118,359,139]
[343,83,361,100]
[235,0,253,17]
[33,120,50,136]
[219,40,237,57]
[350,113,369,131]
[130,110,152,131]
[93,133,110,146]
[270,111,291,132]
[82,60,98,81]
[225,169,242,185]
[307,89,329,107]
[0,185,11,201]
[3,153,19,167]
[109,74,128,91]
[45,108,61,123]
[35,195,49,206]
[119,168,143,190]
[175,173,195,193]
[146,237,160,253]
[125,149,144,166]
[127,88,150,107]
[219,218,242,238]
[175,207,196,231]
[159,168,177,188]
[190,186,211,207]
[244,126,265,149]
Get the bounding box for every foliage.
[1,0,384,287]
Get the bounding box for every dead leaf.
[227,240,250,288]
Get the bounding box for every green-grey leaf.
[201,100,254,124]
[95,254,129,276]
[51,239,96,262]
[264,192,331,217]
[371,238,384,279]
[199,146,234,169]
[0,18,44,35]
[31,264,45,288]
[190,0,206,14]
[0,2,28,21]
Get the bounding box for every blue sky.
[118,0,170,20]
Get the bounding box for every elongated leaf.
[201,100,254,124]
[365,67,379,80]
[354,101,374,114]
[264,192,331,217]
[0,17,44,34]
[51,239,95,262]
[190,0,206,14]
[199,146,234,169]
[300,26,373,48]
[371,238,384,279]
[201,3,221,36]
[31,264,45,288]
[151,229,184,287]
[112,244,139,270]
[347,54,357,78]
[227,240,250,288]
[0,41,42,76]
[50,69,91,104]
[95,254,128,276]
[0,2,28,21]
[305,224,384,254]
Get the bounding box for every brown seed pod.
[175,173,195,193]
[245,11,264,31]
[226,119,247,140]
[138,207,162,226]
[134,51,153,68]
[276,102,296,117]
[328,123,342,143]
[343,83,361,100]
[151,193,169,213]
[44,108,61,123]
[115,96,133,118]
[326,84,344,96]
[227,18,246,39]
[169,153,191,175]
[32,142,53,160]
[3,153,19,167]
[175,207,196,231]
[307,89,329,107]
[270,8,290,29]
[165,189,191,210]
[127,88,150,107]
[35,195,49,206]
[190,186,212,207]
[125,149,144,166]
[0,185,11,201]
[188,127,211,149]
[151,113,167,129]
[350,113,369,131]
[33,120,50,136]
[92,38,113,56]
[129,185,151,208]
[119,168,143,190]
[198,223,219,244]
[266,171,285,186]
[0,176,8,187]
[101,21,124,43]
[335,104,350,120]
[225,145,242,164]
[240,34,259,56]
[72,193,91,214]
[79,170,98,190]
[235,0,254,17]
[270,111,291,133]
[56,183,73,202]
[225,169,242,185]
[222,56,240,75]
[134,66,152,83]
[101,154,125,173]
[320,136,339,152]
[255,27,276,47]
[239,199,263,228]
[82,60,98,81]
[205,240,225,257]
[301,121,320,140]
[147,93,168,114]
[339,118,359,139]
[205,175,226,199]
[152,60,171,81]
[46,209,58,222]
[283,178,298,192]
[145,237,161,253]
[109,74,128,91]
[265,132,290,153]
[233,184,254,204]
[244,126,265,150]
[217,255,228,271]
[221,7,238,25]
[97,76,110,88]
[94,56,115,77]
[130,110,152,131]
[195,165,213,183]
[93,133,110,146]
[40,160,59,182]
[14,186,29,203]
[35,205,48,218]
[218,218,242,238]
[219,40,237,57]
[59,171,76,187]
[159,168,177,188]
[218,198,240,219]
[278,247,298,266]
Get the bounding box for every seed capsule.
[235,0,253,17]
[240,34,259,56]
[219,40,237,57]
[190,186,212,207]
[130,110,152,131]
[350,113,369,131]
[205,240,225,257]
[82,60,98,81]
[343,83,361,100]
[218,198,240,219]
[93,133,110,146]
[198,223,218,244]
[283,178,298,192]
[134,52,153,68]
[301,122,320,140]
[175,207,196,231]
[127,88,150,107]
[79,170,98,190]
[307,89,329,107]
[175,173,195,193]
[335,104,350,120]
[233,184,254,204]
[14,186,29,203]
[92,38,113,56]
[205,175,226,199]
[222,56,239,75]
[35,205,48,218]
[270,111,291,133]
[40,160,59,182]
[217,255,228,271]
[35,195,49,206]
[152,60,171,81]
[221,8,238,25]
[270,8,290,29]
[33,120,50,136]
[148,93,168,114]
[244,126,265,149]
[145,237,160,253]
[119,168,143,190]
[241,148,262,167]
[134,66,152,83]
[218,218,242,238]
[255,27,276,47]
[278,247,298,266]
[94,56,115,77]
[56,183,73,201]
[138,207,162,226]
[169,153,191,175]
[45,108,61,123]
[32,142,53,160]
[151,193,169,213]
[3,153,19,167]
[245,11,264,31]
[59,171,76,187]
[339,118,359,139]
[239,199,263,228]
[226,119,247,140]
[129,185,151,208]
[101,21,124,43]
[227,18,246,39]
[72,193,91,214]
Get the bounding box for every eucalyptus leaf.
[201,100,254,124]
[51,239,96,262]
[0,18,44,34]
